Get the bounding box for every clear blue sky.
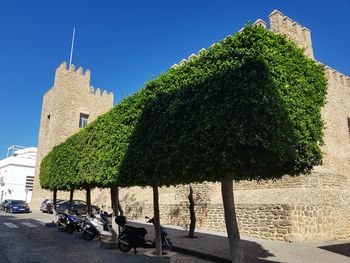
[0,0,349,158]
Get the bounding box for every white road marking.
[21,222,38,228]
[3,222,18,228]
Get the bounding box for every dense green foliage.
[39,91,152,190]
[76,92,151,187]
[40,25,327,191]
[119,25,327,186]
[40,130,88,190]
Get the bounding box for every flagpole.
[69,27,75,67]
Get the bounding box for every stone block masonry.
[119,172,350,241]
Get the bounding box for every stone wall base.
[32,172,350,242]
[118,172,350,242]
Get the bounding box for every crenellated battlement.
[171,48,208,69]
[269,10,314,59]
[53,62,113,98]
[55,62,91,81]
[324,65,350,87]
[252,19,267,28]
[87,85,113,98]
[172,10,315,71]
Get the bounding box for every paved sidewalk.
[23,210,350,263]
[130,220,350,263]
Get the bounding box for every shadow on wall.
[121,192,146,218]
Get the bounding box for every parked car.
[0,199,13,211]
[5,200,30,213]
[40,199,64,214]
[56,199,100,215]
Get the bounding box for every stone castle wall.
[30,63,114,206]
[118,171,350,242]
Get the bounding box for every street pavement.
[0,210,211,263]
[1,209,350,263]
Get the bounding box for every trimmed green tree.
[119,25,327,261]
[40,127,92,216]
[75,94,152,241]
[41,93,151,240]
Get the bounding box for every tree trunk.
[221,175,241,263]
[188,185,196,238]
[52,189,57,223]
[53,189,57,212]
[152,184,162,255]
[118,197,124,216]
[69,189,74,212]
[110,186,119,242]
[86,188,91,215]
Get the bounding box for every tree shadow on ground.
[130,221,281,263]
[319,242,350,257]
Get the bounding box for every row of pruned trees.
[40,25,327,262]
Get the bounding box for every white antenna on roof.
[69,27,76,67]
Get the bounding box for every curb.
[173,246,230,263]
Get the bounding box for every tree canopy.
[119,25,327,187]
[40,24,327,191]
[39,90,152,190]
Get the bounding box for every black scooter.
[116,216,172,253]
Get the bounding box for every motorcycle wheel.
[162,239,173,251]
[83,229,96,241]
[57,219,66,230]
[118,236,132,252]
[66,223,75,234]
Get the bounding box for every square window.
[79,113,89,128]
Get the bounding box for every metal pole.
[69,27,75,67]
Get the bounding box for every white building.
[0,146,37,203]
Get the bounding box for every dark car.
[5,200,30,213]
[0,199,13,211]
[56,199,100,215]
[40,199,64,214]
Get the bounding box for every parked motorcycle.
[82,211,112,241]
[116,216,172,253]
[56,212,86,234]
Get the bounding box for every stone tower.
[30,62,114,206]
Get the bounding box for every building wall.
[0,165,34,202]
[30,63,114,207]
[0,148,37,203]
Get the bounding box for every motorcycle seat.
[124,225,147,237]
[100,214,111,222]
